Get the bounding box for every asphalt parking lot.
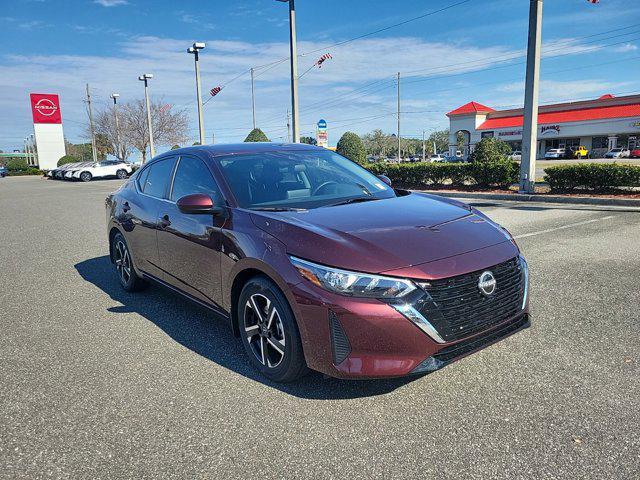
[1,176,639,479]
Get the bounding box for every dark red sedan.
[106,143,529,382]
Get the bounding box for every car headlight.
[290,256,416,299]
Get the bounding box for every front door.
[156,155,225,308]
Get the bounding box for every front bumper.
[290,256,530,379]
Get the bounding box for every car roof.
[154,142,323,161]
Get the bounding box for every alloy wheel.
[114,239,132,285]
[243,293,286,368]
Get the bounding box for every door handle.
[122,201,130,213]
[159,214,171,229]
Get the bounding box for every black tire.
[116,169,128,179]
[111,233,147,292]
[237,276,308,382]
[80,171,92,182]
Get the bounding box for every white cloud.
[94,0,128,7]
[614,43,638,53]
[497,79,631,102]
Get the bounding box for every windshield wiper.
[326,197,378,207]
[250,206,306,212]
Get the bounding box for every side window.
[170,156,221,202]
[136,166,150,191]
[142,157,177,198]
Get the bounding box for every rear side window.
[170,156,221,202]
[140,157,176,198]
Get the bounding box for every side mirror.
[176,193,221,215]
[377,174,392,187]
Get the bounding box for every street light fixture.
[187,41,206,145]
[276,0,300,143]
[110,93,121,161]
[138,74,155,161]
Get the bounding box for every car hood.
[250,192,512,273]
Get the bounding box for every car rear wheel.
[238,276,308,382]
[112,232,147,292]
[80,172,92,182]
[116,169,128,179]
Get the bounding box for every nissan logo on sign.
[34,99,58,116]
[30,93,63,124]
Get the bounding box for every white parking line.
[513,215,616,239]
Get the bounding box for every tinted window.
[170,157,221,202]
[216,149,395,209]
[141,158,176,198]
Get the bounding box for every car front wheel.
[116,169,128,179]
[238,276,308,382]
[80,172,92,182]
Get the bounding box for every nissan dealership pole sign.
[30,93,66,171]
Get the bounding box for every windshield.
[216,149,396,210]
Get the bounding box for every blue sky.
[1,0,639,155]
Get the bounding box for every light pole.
[138,74,155,161]
[250,67,256,130]
[422,130,426,162]
[277,0,300,143]
[397,72,401,162]
[30,133,37,166]
[519,0,543,194]
[187,42,206,145]
[110,93,121,161]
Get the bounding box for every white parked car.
[430,154,446,162]
[509,150,522,161]
[544,148,565,159]
[71,160,133,182]
[605,148,630,159]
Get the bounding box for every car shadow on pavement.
[75,256,420,400]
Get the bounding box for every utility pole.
[286,110,291,143]
[250,67,257,130]
[110,93,121,160]
[396,72,401,162]
[422,129,426,162]
[85,84,98,163]
[519,0,543,194]
[138,74,155,161]
[212,131,215,145]
[187,42,206,145]
[278,0,300,143]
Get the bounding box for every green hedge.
[364,161,519,188]
[543,163,640,191]
[8,168,43,176]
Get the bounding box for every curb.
[420,190,640,207]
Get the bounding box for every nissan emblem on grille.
[478,271,497,296]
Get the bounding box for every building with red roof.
[446,94,640,159]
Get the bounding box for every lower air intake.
[329,311,351,365]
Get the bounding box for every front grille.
[432,314,529,363]
[417,257,525,342]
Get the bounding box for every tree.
[244,128,269,142]
[58,155,78,166]
[428,130,450,154]
[336,132,366,164]
[300,136,317,145]
[469,137,512,163]
[362,129,392,157]
[64,141,99,162]
[93,106,131,161]
[171,144,181,150]
[97,99,189,163]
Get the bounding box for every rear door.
[156,155,225,307]
[124,156,177,279]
